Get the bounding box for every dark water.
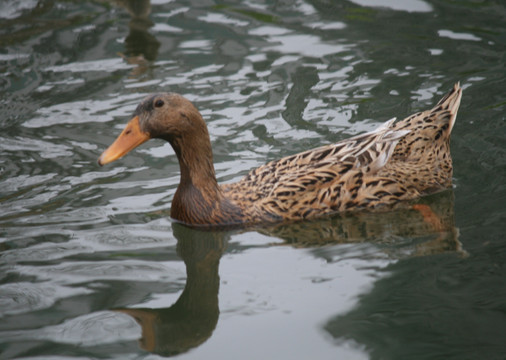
[1,0,506,359]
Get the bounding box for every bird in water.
[98,83,462,227]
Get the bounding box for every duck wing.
[222,118,411,220]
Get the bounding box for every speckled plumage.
[98,83,462,227]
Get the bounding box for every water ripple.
[0,282,91,317]
[0,1,505,359]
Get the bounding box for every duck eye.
[154,99,164,108]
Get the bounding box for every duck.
[98,83,462,227]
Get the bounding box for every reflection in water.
[115,191,462,357]
[1,0,504,358]
[108,0,160,75]
[114,224,226,357]
[314,191,474,359]
[261,190,463,258]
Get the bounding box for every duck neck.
[176,134,219,190]
[168,133,225,225]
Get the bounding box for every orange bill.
[98,116,150,166]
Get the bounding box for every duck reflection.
[104,0,160,75]
[114,190,461,357]
[260,190,463,257]
[114,224,227,357]
[320,192,468,358]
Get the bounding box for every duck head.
[98,93,209,166]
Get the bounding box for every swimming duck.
[98,83,462,227]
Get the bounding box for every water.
[1,0,505,359]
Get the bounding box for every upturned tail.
[434,82,462,135]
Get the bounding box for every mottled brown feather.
[99,83,462,227]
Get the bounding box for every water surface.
[1,1,506,359]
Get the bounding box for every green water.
[1,1,505,359]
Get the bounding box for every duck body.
[98,83,462,227]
